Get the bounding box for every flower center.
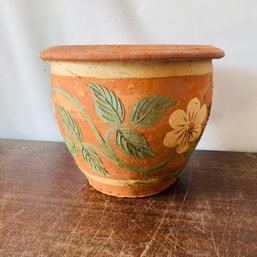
[186,121,195,133]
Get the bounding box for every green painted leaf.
[87,83,125,125]
[130,96,176,127]
[58,106,83,142]
[116,129,156,158]
[64,136,78,157]
[81,145,110,176]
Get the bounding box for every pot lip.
[40,44,225,62]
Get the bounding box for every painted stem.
[105,126,176,172]
[119,148,176,172]
[53,87,176,172]
[52,87,106,148]
[80,142,115,162]
[104,124,129,160]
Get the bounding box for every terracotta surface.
[1,139,257,256]
[40,44,224,197]
[51,71,212,197]
[40,44,225,62]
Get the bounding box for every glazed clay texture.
[41,45,224,197]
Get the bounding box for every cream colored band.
[51,60,212,78]
[82,169,180,187]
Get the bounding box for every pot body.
[51,60,213,197]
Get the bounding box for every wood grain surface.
[0,139,256,257]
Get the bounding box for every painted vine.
[54,82,212,177]
[53,83,177,176]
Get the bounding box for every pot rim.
[40,44,224,62]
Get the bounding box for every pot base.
[85,172,180,198]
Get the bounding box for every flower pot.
[40,45,224,197]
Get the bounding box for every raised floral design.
[53,83,177,175]
[163,97,207,154]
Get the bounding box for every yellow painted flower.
[163,97,207,154]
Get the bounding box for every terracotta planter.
[40,45,224,197]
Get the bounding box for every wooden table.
[0,139,257,257]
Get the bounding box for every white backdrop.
[0,0,257,152]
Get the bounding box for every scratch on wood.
[63,209,87,256]
[243,245,257,257]
[63,193,97,257]
[138,193,186,256]
[139,244,150,257]
[211,231,220,257]
[174,164,191,225]
[36,157,47,176]
[72,184,87,196]
[221,212,229,248]
[201,195,222,226]
[201,213,206,233]
[225,237,230,257]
